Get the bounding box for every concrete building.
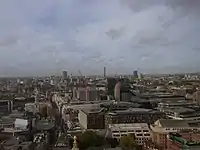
[86,86,99,101]
[77,87,86,101]
[62,71,68,80]
[133,70,138,78]
[193,90,200,103]
[78,108,105,129]
[105,108,166,126]
[76,87,100,101]
[25,103,37,114]
[120,89,132,102]
[160,107,200,123]
[0,100,12,114]
[157,100,198,109]
[114,80,133,102]
[13,97,35,110]
[108,123,150,145]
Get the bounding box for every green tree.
[119,134,137,150]
[79,131,103,150]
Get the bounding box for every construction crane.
[78,70,82,77]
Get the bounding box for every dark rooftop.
[81,108,105,115]
[35,120,55,131]
[162,107,195,114]
[158,119,190,128]
[107,108,164,115]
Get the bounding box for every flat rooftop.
[35,120,55,131]
[107,108,163,115]
[159,100,198,105]
[162,107,195,114]
[81,108,104,115]
[109,123,149,129]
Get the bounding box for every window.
[144,134,150,136]
[129,130,134,132]
[136,130,141,132]
[137,134,143,136]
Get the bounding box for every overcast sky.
[0,0,200,76]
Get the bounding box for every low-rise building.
[157,100,198,109]
[150,119,200,150]
[160,107,200,123]
[167,132,200,150]
[108,123,150,145]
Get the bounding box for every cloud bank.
[0,0,200,76]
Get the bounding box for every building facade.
[150,119,200,150]
[107,78,118,96]
[75,87,100,101]
[108,123,150,145]
[78,108,105,129]
[105,108,166,126]
[160,107,200,123]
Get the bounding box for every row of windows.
[112,133,150,137]
[136,138,150,141]
[112,130,149,133]
[136,134,150,137]
[165,128,185,130]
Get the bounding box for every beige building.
[193,90,200,103]
[108,123,150,145]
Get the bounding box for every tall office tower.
[104,67,106,78]
[62,70,68,80]
[120,83,132,102]
[133,70,138,78]
[107,78,118,96]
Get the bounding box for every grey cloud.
[0,0,200,76]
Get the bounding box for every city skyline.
[0,0,200,76]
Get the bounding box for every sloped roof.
[158,119,190,128]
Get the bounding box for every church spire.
[72,136,79,150]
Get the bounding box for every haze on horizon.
[0,0,200,77]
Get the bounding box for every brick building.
[150,119,200,150]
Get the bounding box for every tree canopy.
[119,134,137,150]
[78,131,103,150]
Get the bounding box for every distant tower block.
[133,70,138,78]
[104,67,106,78]
[62,70,68,80]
